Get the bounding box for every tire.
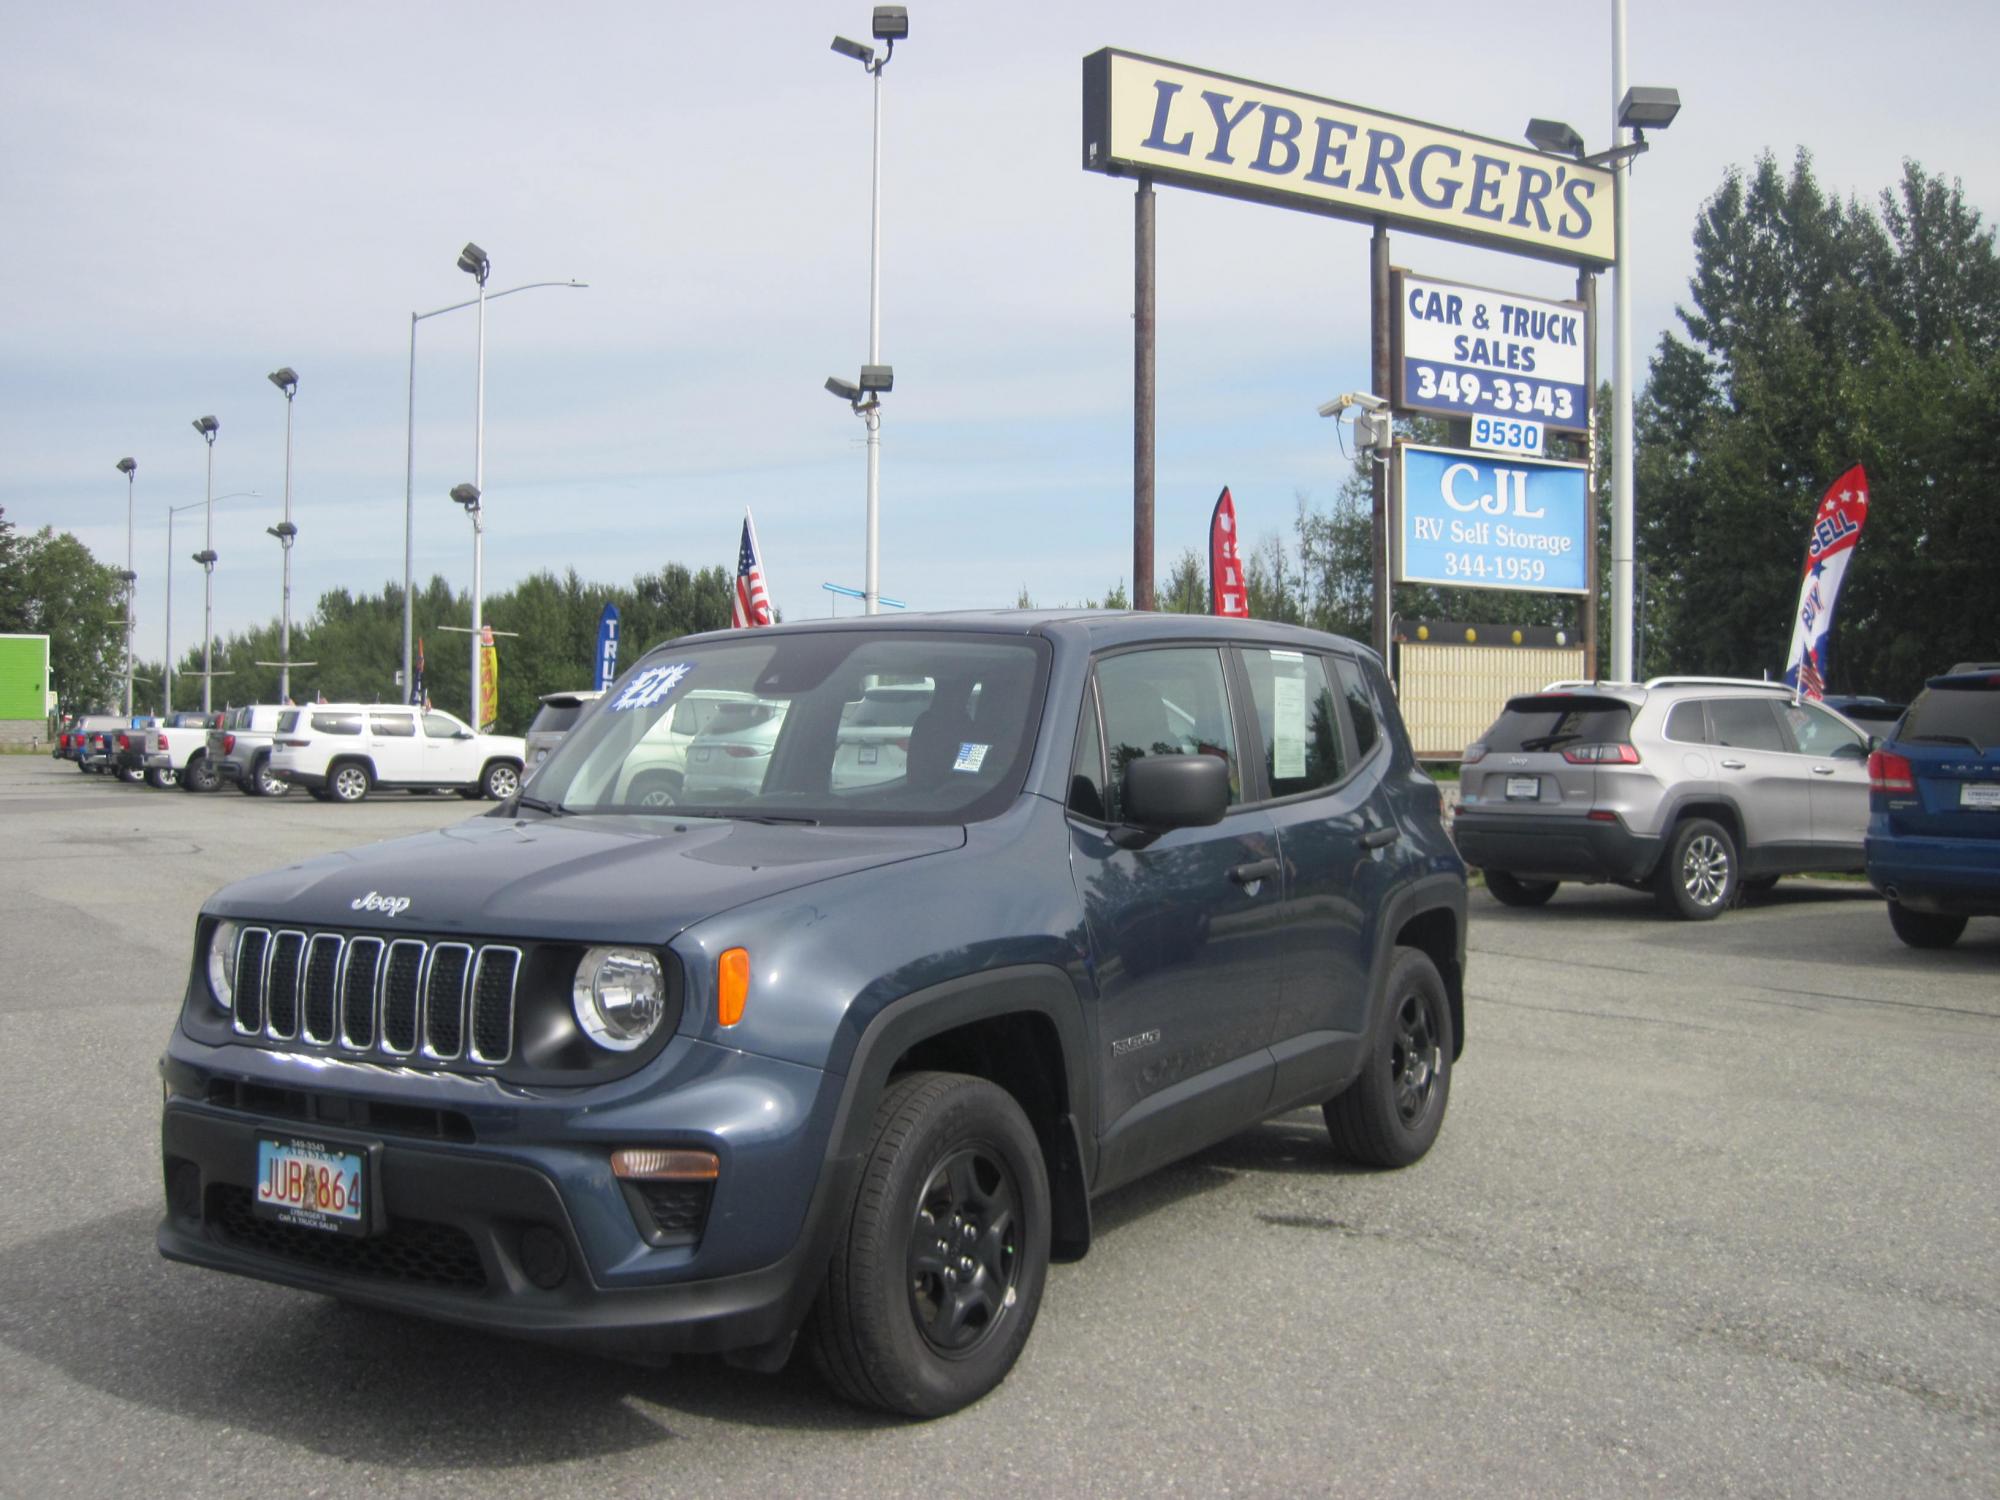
[1484,871,1559,908]
[145,767,179,790]
[1654,817,1738,920]
[808,1072,1051,1419]
[481,760,521,801]
[1887,900,1966,949]
[118,765,145,784]
[1324,947,1453,1168]
[180,754,220,793]
[629,771,683,809]
[253,758,291,797]
[328,761,373,804]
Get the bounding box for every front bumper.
[156,1035,854,1359]
[1452,809,1661,884]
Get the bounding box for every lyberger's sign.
[1083,50,1615,267]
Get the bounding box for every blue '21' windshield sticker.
[609,661,696,711]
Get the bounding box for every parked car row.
[53,703,526,805]
[1455,668,1998,948]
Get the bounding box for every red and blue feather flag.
[1783,465,1869,700]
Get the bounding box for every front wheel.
[1655,817,1738,920]
[1324,947,1453,1168]
[1484,871,1559,908]
[481,760,521,801]
[328,762,373,804]
[254,759,291,797]
[1887,900,1967,949]
[808,1072,1050,1418]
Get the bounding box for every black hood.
[205,814,965,944]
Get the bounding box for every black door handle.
[1359,825,1400,850]
[1229,857,1281,886]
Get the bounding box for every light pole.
[266,368,299,703]
[115,458,137,717]
[190,416,220,712]
[455,242,491,726]
[830,6,908,615]
[399,277,586,703]
[163,490,257,713]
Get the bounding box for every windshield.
[530,630,1050,825]
[1903,679,2000,750]
[1482,695,1633,753]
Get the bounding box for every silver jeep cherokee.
[1452,677,1873,919]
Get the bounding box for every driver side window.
[1093,648,1240,824]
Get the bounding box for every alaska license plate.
[1961,782,2000,810]
[1504,776,1540,800]
[254,1135,368,1236]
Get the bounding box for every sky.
[5,0,1997,677]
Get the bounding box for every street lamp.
[829,6,908,615]
[1522,48,1678,682]
[449,482,484,726]
[456,243,491,727]
[115,458,137,716]
[190,415,220,712]
[398,275,587,703]
[160,489,256,713]
[266,368,299,703]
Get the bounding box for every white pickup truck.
[267,703,526,803]
[141,711,226,791]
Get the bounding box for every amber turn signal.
[611,1148,720,1181]
[718,947,750,1027]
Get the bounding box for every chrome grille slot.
[469,947,520,1064]
[422,944,472,1060]
[233,928,271,1035]
[302,935,343,1044]
[265,931,306,1040]
[340,937,383,1049]
[380,940,426,1056]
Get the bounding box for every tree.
[10,525,124,711]
[0,507,26,632]
[1156,550,1207,614]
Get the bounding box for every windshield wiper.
[513,794,566,817]
[726,812,821,826]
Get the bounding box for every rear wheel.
[1655,817,1737,920]
[180,754,220,793]
[629,771,683,809]
[254,758,291,797]
[145,767,178,789]
[118,765,145,784]
[1484,871,1559,908]
[1324,947,1453,1168]
[808,1072,1050,1418]
[328,761,373,804]
[1887,900,1967,949]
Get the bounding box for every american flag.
[732,511,773,628]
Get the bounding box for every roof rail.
[1537,679,1643,692]
[1642,676,1795,694]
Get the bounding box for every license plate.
[1961,782,2000,810]
[1505,776,1540,800]
[254,1136,367,1236]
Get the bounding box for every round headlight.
[573,947,666,1052]
[207,920,239,1012]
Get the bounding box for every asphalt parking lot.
[0,754,1993,1499]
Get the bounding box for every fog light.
[520,1225,570,1290]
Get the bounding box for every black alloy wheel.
[1324,946,1453,1169]
[907,1146,1024,1358]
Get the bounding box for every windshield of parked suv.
[1902,678,2000,750]
[530,630,1050,824]
[1483,695,1633,753]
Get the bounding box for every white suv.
[268,704,526,804]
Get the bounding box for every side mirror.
[456,730,475,740]
[1121,754,1229,835]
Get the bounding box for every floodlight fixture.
[267,366,298,396]
[825,375,862,403]
[115,457,136,475]
[193,549,218,566]
[450,482,481,508]
[871,6,908,41]
[858,364,893,393]
[267,521,298,540]
[831,35,874,64]
[192,415,218,442]
[457,241,491,285]
[1525,118,1585,158]
[1618,86,1681,133]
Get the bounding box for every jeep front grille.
[230,926,520,1068]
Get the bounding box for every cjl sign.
[1399,445,1589,595]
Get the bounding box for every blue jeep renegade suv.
[158,612,1467,1416]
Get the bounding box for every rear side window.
[311,713,363,736]
[1708,698,1786,752]
[1241,649,1346,797]
[1902,682,2000,746]
[1480,695,1632,754]
[1664,701,1710,743]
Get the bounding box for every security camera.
[1317,391,1388,418]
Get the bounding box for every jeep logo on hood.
[351,890,413,918]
